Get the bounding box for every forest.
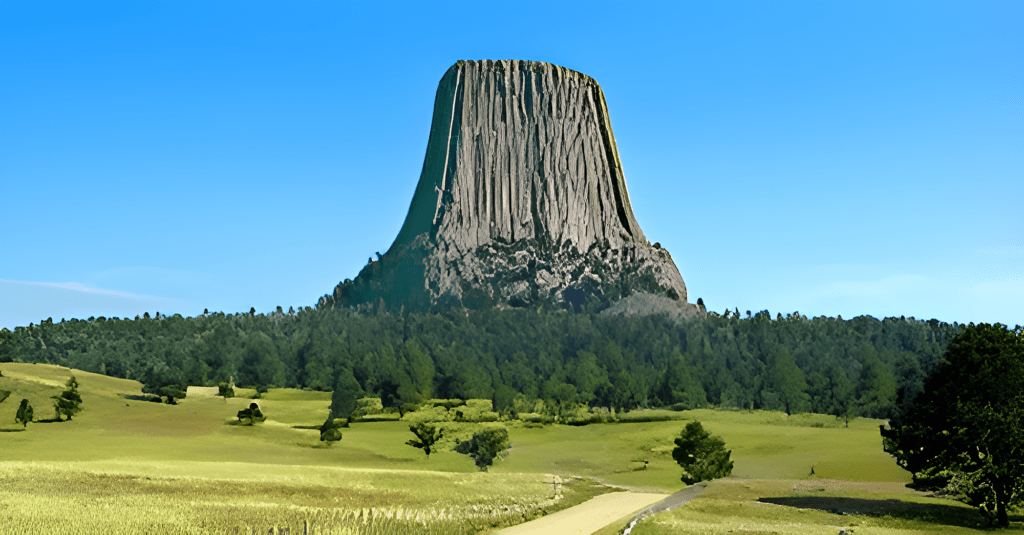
[0,304,965,420]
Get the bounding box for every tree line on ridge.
[0,305,964,419]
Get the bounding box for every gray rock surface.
[600,292,703,323]
[321,60,701,315]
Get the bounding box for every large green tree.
[320,368,362,440]
[672,420,734,485]
[656,349,706,409]
[455,427,510,471]
[140,359,187,404]
[856,345,896,419]
[765,346,809,415]
[881,323,1024,527]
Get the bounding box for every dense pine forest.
[0,305,965,420]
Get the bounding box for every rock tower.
[320,60,701,318]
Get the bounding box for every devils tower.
[320,60,701,318]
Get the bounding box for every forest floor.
[1,362,1021,534]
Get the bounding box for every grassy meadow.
[1,363,1020,533]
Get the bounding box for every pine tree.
[672,421,733,484]
[52,376,82,421]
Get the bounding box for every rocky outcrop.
[321,60,701,317]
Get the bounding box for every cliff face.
[323,60,700,318]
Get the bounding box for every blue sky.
[1,1,1021,329]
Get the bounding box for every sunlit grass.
[625,478,1024,534]
[0,461,604,534]
[2,363,1010,533]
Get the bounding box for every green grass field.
[1,363,1020,533]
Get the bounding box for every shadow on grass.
[758,496,997,530]
[0,428,26,432]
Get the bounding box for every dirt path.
[494,491,669,535]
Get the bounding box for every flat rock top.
[393,58,646,253]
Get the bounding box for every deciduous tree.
[406,422,444,457]
[455,427,509,471]
[881,323,1024,527]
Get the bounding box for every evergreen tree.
[766,346,809,415]
[672,421,734,484]
[52,376,82,421]
[15,399,33,427]
[829,364,857,427]
[856,345,896,419]
[657,349,706,409]
[320,369,361,439]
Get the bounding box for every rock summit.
[320,60,701,318]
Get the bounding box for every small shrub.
[351,398,384,418]
[236,402,265,425]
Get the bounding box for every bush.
[236,402,265,425]
[402,399,500,423]
[351,398,384,418]
[217,382,234,398]
[426,399,467,410]
[517,412,555,425]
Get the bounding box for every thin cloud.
[0,279,157,301]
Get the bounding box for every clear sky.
[1,1,1021,330]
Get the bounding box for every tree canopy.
[455,427,510,471]
[1,307,963,421]
[881,323,1024,526]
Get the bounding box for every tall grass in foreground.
[0,463,600,534]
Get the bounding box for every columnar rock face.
[321,60,700,318]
